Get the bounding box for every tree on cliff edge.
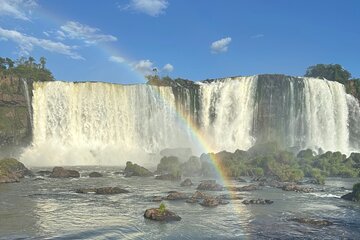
[304,64,351,84]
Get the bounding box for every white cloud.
[109,55,125,63]
[0,0,37,20]
[59,21,117,45]
[251,34,264,39]
[162,63,173,72]
[0,27,83,59]
[132,59,157,75]
[210,37,232,54]
[122,0,168,17]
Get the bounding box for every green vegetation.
[0,158,28,178]
[124,161,153,177]
[0,56,54,82]
[158,203,166,215]
[304,63,360,100]
[173,142,360,184]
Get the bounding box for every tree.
[304,64,351,83]
[5,58,14,69]
[39,57,46,69]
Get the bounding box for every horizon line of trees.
[0,56,54,82]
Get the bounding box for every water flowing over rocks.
[155,173,181,181]
[50,167,80,178]
[144,208,181,222]
[76,187,129,195]
[22,75,360,165]
[242,199,274,205]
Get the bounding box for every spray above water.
[21,76,360,166]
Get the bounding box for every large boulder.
[165,191,188,200]
[50,167,80,178]
[197,180,223,191]
[144,208,181,221]
[124,161,153,177]
[200,197,220,207]
[0,158,32,183]
[341,183,360,202]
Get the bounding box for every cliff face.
[0,74,31,147]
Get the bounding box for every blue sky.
[0,0,359,84]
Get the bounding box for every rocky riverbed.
[0,166,359,239]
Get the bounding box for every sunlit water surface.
[0,167,359,239]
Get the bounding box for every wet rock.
[341,192,356,201]
[144,208,181,222]
[89,172,103,178]
[191,191,209,199]
[50,167,80,178]
[151,196,164,202]
[76,188,97,194]
[197,180,223,191]
[290,218,333,227]
[76,187,129,194]
[95,187,129,195]
[124,161,153,177]
[155,173,181,181]
[200,197,220,207]
[165,191,188,200]
[36,170,52,177]
[113,171,123,175]
[237,184,258,191]
[282,184,314,193]
[0,158,33,183]
[180,178,193,187]
[242,199,273,205]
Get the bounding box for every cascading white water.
[21,76,359,166]
[301,78,350,153]
[22,82,195,166]
[199,76,258,152]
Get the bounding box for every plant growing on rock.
[159,203,166,215]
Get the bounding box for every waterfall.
[21,78,33,129]
[21,76,359,166]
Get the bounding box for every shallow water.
[0,167,359,239]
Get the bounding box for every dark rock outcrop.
[144,208,181,221]
[124,161,153,177]
[89,172,103,178]
[76,187,129,194]
[180,178,193,187]
[165,191,188,200]
[282,184,314,193]
[50,167,80,178]
[290,218,333,227]
[341,183,360,202]
[197,180,223,191]
[242,199,274,205]
[0,158,32,183]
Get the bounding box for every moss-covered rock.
[124,161,153,177]
[0,158,32,183]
